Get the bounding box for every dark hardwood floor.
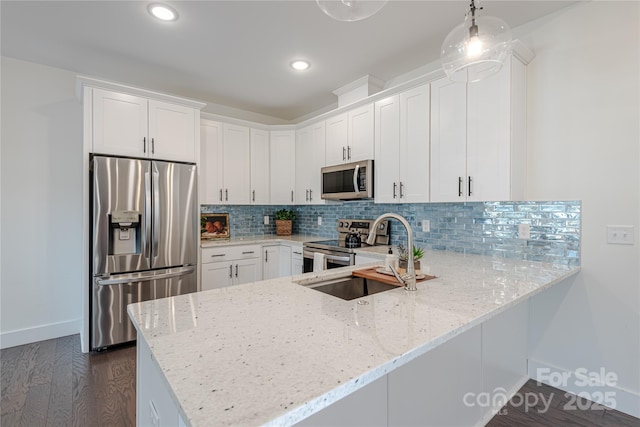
[1,334,136,426]
[2,334,639,426]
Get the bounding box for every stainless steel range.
[303,219,390,273]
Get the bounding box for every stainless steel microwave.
[321,160,374,200]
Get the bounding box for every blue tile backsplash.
[202,200,581,266]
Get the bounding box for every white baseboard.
[0,318,81,349]
[529,359,640,419]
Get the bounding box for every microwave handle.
[353,164,360,192]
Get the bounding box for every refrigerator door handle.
[144,169,152,260]
[152,163,160,260]
[96,266,196,286]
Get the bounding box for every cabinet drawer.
[202,245,261,263]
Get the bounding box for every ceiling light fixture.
[147,3,178,22]
[316,0,388,22]
[441,0,512,83]
[290,60,311,71]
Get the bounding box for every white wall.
[521,2,639,417]
[0,57,83,347]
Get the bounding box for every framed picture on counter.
[201,213,230,240]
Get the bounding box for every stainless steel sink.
[299,276,399,301]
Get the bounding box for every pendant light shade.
[316,0,388,22]
[441,1,512,83]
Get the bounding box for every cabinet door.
[250,128,270,204]
[467,61,512,202]
[430,77,467,202]
[295,122,325,204]
[262,246,281,280]
[92,88,148,157]
[270,131,295,205]
[235,258,262,285]
[400,84,430,203]
[148,100,196,162]
[374,95,400,203]
[348,103,375,162]
[278,245,292,277]
[325,112,348,166]
[201,261,233,291]
[295,127,313,204]
[222,124,251,204]
[291,247,303,275]
[200,120,223,204]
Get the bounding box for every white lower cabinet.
[201,245,262,291]
[297,300,529,426]
[263,244,292,280]
[137,336,184,427]
[291,246,303,275]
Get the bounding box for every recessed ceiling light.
[148,3,178,21]
[290,60,311,71]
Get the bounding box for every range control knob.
[378,223,385,230]
[338,221,343,228]
[343,222,350,229]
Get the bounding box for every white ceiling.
[1,1,574,122]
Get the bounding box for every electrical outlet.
[421,220,430,232]
[318,216,322,226]
[264,215,269,225]
[518,223,530,239]
[607,225,635,245]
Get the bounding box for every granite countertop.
[200,234,319,247]
[128,250,580,427]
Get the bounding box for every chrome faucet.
[366,213,417,291]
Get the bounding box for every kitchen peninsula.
[128,250,579,426]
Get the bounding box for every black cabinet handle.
[242,251,255,255]
[309,189,312,201]
[225,189,228,201]
[143,137,146,153]
[219,189,223,202]
[347,146,351,160]
[458,177,463,197]
[468,176,472,197]
[151,138,155,154]
[235,264,238,278]
[252,190,255,202]
[393,182,397,198]
[265,251,268,263]
[343,147,346,161]
[400,182,404,198]
[229,264,232,278]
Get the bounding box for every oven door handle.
[304,250,351,264]
[325,254,351,264]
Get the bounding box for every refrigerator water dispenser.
[110,210,141,255]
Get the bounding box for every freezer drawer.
[91,266,196,350]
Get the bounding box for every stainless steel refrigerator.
[90,155,197,350]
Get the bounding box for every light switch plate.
[318,216,322,226]
[264,215,269,225]
[607,225,635,245]
[421,220,430,232]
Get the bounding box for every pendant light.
[441,0,512,83]
[316,0,388,22]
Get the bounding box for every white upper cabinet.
[92,88,197,162]
[222,124,251,204]
[250,128,270,205]
[295,122,326,204]
[431,57,526,202]
[148,100,196,162]
[325,103,374,166]
[200,120,223,204]
[270,130,296,205]
[200,120,251,205]
[374,84,430,203]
